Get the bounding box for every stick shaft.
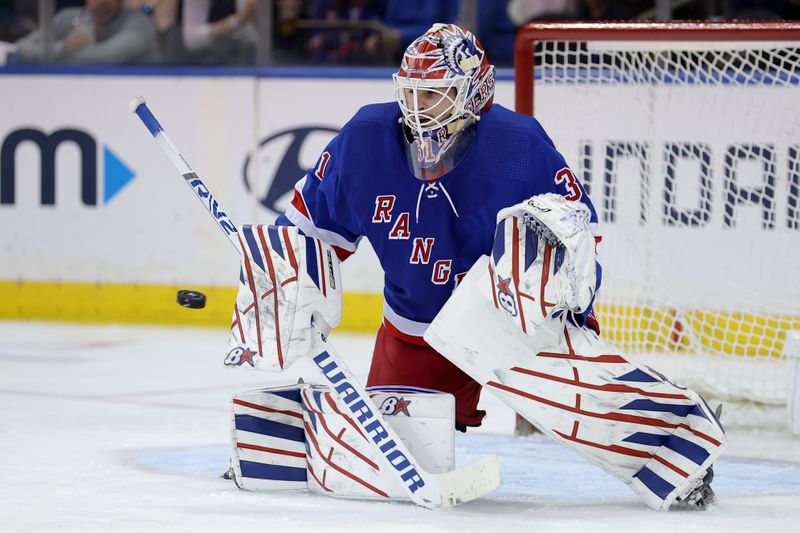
[130,96,242,255]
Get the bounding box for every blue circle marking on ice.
[456,434,800,501]
[131,446,229,479]
[129,434,800,501]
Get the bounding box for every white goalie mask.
[393,24,495,180]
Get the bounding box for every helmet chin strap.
[401,120,415,142]
[445,113,479,136]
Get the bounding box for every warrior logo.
[496,275,518,317]
[224,346,257,367]
[312,351,425,493]
[379,396,412,416]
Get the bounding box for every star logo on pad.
[378,395,412,416]
[239,348,256,367]
[497,276,513,295]
[223,346,258,367]
[393,397,411,416]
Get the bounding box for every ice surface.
[1,321,798,532]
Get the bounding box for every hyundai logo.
[242,126,339,214]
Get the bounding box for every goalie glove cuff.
[490,194,598,334]
[499,193,591,244]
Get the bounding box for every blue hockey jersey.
[277,102,600,342]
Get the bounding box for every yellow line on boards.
[2,282,796,357]
[0,281,383,333]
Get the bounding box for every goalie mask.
[393,23,495,180]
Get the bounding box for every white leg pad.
[302,385,454,501]
[230,384,455,502]
[425,256,727,510]
[231,385,308,491]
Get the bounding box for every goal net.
[515,22,800,428]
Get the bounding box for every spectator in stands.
[15,0,158,64]
[778,0,800,19]
[474,0,516,67]
[367,0,458,62]
[126,0,177,30]
[181,0,257,64]
[0,0,36,43]
[125,0,182,62]
[726,0,800,19]
[273,0,311,64]
[307,0,384,64]
[577,0,632,20]
[506,0,578,24]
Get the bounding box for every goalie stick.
[129,96,500,509]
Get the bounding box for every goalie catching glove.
[225,224,342,372]
[490,193,599,334]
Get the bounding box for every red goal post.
[512,21,800,430]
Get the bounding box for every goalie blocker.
[225,224,343,373]
[425,194,727,511]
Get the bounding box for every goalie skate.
[671,467,715,510]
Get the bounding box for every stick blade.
[435,454,501,508]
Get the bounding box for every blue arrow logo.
[103,145,135,203]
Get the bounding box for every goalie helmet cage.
[514,21,800,430]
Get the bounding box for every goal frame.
[514,21,800,117]
[512,21,800,432]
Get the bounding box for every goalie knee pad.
[229,384,455,501]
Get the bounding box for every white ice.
[1,321,799,533]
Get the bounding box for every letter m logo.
[1,127,134,206]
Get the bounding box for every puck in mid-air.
[177,290,206,309]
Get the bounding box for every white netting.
[529,37,800,413]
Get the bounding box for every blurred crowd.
[1,0,799,67]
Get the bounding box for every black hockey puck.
[177,290,206,309]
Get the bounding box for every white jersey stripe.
[382,301,430,337]
[284,204,360,253]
